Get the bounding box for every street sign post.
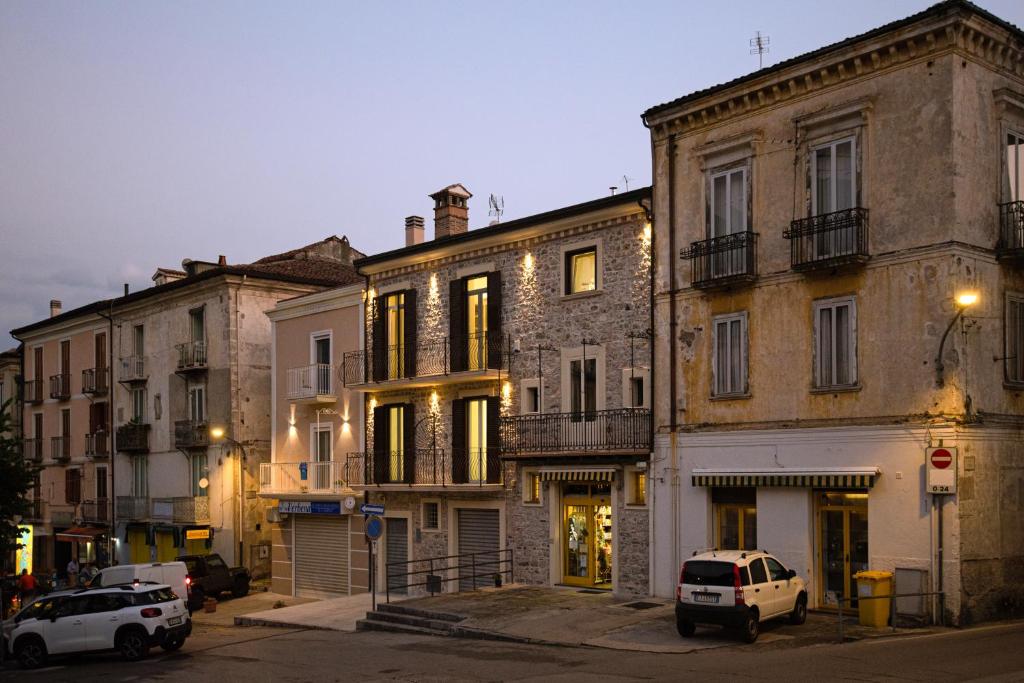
[364,514,384,611]
[360,503,385,515]
[926,447,957,494]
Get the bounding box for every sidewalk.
[235,592,373,631]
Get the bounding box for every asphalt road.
[3,619,1022,682]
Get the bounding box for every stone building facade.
[643,0,1024,623]
[349,185,652,597]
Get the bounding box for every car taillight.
[185,576,191,586]
[140,607,163,618]
[733,564,745,605]
[676,563,687,601]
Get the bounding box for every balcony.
[116,423,150,453]
[346,448,502,489]
[287,364,336,403]
[343,332,506,390]
[680,231,758,290]
[85,432,109,458]
[24,379,43,404]
[784,207,869,272]
[499,408,652,458]
[152,496,210,524]
[24,438,43,463]
[174,420,209,449]
[81,498,110,524]
[998,201,1024,261]
[50,436,70,462]
[49,373,71,400]
[259,461,348,496]
[176,341,208,372]
[82,367,109,395]
[116,496,149,521]
[119,356,147,383]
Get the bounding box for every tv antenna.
[750,31,770,68]
[488,194,504,222]
[622,175,633,192]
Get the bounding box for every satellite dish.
[199,477,209,490]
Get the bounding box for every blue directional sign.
[365,515,384,541]
[360,503,385,515]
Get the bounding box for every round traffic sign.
[365,515,384,541]
[930,448,953,469]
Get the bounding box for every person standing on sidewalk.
[66,558,79,587]
[17,569,37,608]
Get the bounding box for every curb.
[233,615,335,631]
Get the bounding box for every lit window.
[565,247,597,295]
[629,471,647,506]
[524,472,540,504]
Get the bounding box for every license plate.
[167,616,182,626]
[692,592,720,604]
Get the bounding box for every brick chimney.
[50,299,62,318]
[429,184,472,239]
[405,216,425,246]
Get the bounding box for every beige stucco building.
[644,0,1024,623]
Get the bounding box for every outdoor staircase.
[356,603,465,636]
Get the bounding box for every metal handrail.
[500,408,651,455]
[680,231,758,288]
[998,200,1024,253]
[784,207,869,270]
[835,590,944,643]
[385,549,513,604]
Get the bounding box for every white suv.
[6,583,191,669]
[675,550,807,643]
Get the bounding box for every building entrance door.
[817,491,868,608]
[561,483,613,589]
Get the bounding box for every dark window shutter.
[486,396,500,484]
[449,278,467,372]
[403,403,416,484]
[486,272,503,370]
[451,398,467,483]
[403,289,417,378]
[371,295,386,382]
[373,404,388,484]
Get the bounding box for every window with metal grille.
[422,501,440,531]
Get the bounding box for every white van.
[91,562,189,605]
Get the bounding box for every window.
[1006,131,1024,203]
[622,368,651,408]
[96,465,108,500]
[523,471,541,504]
[191,454,207,497]
[422,501,440,531]
[188,385,205,422]
[385,292,405,379]
[388,405,404,481]
[627,470,647,506]
[748,558,769,585]
[466,277,489,370]
[713,487,756,550]
[313,425,332,463]
[712,312,748,397]
[466,397,488,483]
[521,379,541,415]
[811,137,857,215]
[814,297,857,388]
[61,408,70,439]
[131,387,146,422]
[133,456,148,498]
[564,246,597,295]
[570,358,597,420]
[189,307,205,343]
[709,167,747,237]
[65,468,82,504]
[1007,293,1024,384]
[765,557,788,582]
[133,324,145,356]
[313,333,332,393]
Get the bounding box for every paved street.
[3,617,1022,681]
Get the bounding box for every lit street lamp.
[209,426,248,567]
[935,292,979,387]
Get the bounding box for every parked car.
[176,554,250,610]
[89,562,189,605]
[675,550,807,643]
[6,583,191,669]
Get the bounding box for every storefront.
[560,482,613,589]
[274,499,366,599]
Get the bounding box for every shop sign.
[185,529,211,540]
[926,447,957,495]
[15,525,33,575]
[278,501,342,515]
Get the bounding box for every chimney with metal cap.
[405,216,424,246]
[429,184,472,239]
[49,300,62,318]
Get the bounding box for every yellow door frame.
[816,499,868,609]
[561,488,612,589]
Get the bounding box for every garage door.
[294,516,349,597]
[457,508,500,590]
[385,518,408,595]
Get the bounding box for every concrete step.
[376,602,465,623]
[355,617,450,637]
[364,609,457,632]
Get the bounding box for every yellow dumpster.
[854,570,893,628]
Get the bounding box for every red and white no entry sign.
[930,448,953,469]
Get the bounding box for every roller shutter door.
[457,508,500,590]
[385,518,408,595]
[294,516,349,597]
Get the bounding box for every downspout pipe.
[97,301,116,563]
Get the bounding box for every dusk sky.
[3,0,1021,347]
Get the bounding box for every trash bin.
[854,570,893,628]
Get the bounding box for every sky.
[2,0,1022,348]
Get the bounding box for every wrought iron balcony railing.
[260,461,348,495]
[49,373,71,400]
[116,423,150,453]
[81,498,110,523]
[784,207,869,271]
[24,438,43,463]
[998,201,1024,259]
[346,448,502,487]
[680,231,758,289]
[116,496,149,521]
[176,341,208,370]
[119,356,147,383]
[500,408,652,456]
[287,363,336,402]
[343,332,506,387]
[85,432,109,458]
[82,367,109,395]
[50,436,70,461]
[24,379,43,404]
[151,496,210,524]
[174,420,209,449]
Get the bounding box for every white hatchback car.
[675,550,807,643]
[6,583,191,669]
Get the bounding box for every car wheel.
[676,618,696,638]
[118,628,150,662]
[161,635,185,652]
[231,578,249,598]
[15,636,48,669]
[790,595,808,625]
[741,613,760,643]
[190,587,205,611]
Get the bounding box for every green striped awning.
[691,471,877,489]
[539,469,617,482]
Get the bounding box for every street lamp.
[209,426,248,567]
[935,292,979,387]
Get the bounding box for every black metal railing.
[998,200,1024,257]
[82,367,108,395]
[81,498,110,523]
[174,420,209,449]
[49,373,71,400]
[500,408,652,456]
[116,496,149,521]
[85,432,109,457]
[343,332,506,387]
[385,549,514,603]
[24,379,43,404]
[346,448,501,487]
[50,436,70,461]
[680,231,758,289]
[784,207,869,271]
[176,340,208,370]
[24,438,43,463]
[117,423,150,453]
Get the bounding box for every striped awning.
[539,468,617,482]
[691,469,878,489]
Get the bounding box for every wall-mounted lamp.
[935,291,979,387]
